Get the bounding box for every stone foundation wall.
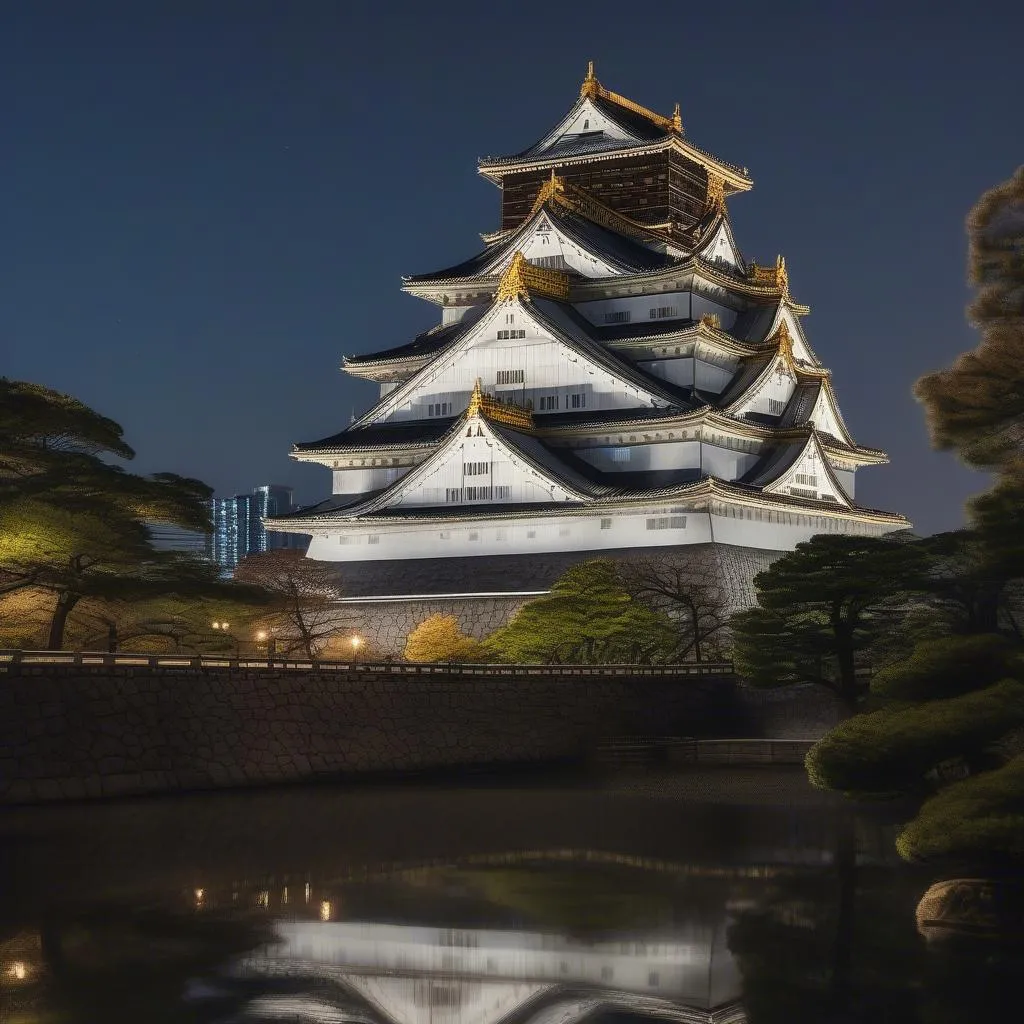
[340,597,531,657]
[332,543,787,656]
[0,664,840,804]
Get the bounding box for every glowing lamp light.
[194,887,205,906]
[10,962,26,980]
[351,636,362,651]
[256,630,268,642]
[320,900,332,921]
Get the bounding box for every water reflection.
[0,773,1021,1022]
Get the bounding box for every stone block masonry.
[0,663,841,804]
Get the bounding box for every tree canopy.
[731,535,927,709]
[915,166,1024,471]
[403,613,483,663]
[484,560,677,664]
[0,378,263,648]
[807,170,1024,869]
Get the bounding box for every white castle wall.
[303,507,894,564]
[333,467,405,495]
[574,291,739,330]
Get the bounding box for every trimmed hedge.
[896,753,1024,863]
[871,633,1018,702]
[806,679,1024,794]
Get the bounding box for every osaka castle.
[270,64,907,590]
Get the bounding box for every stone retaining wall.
[0,665,840,804]
[341,596,531,657]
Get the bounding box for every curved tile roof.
[404,201,677,286]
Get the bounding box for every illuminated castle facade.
[271,65,907,569]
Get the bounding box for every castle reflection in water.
[193,858,751,1024]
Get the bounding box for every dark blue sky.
[3,1,1020,534]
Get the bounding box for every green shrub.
[806,679,1024,794]
[871,633,1018,702]
[896,753,1024,864]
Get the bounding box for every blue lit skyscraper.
[207,485,305,575]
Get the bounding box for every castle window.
[428,401,452,417]
[600,518,613,529]
[583,119,589,129]
[539,395,559,411]
[768,398,785,416]
[465,485,491,500]
[464,461,489,476]
[570,392,586,409]
[469,531,479,541]
[649,306,678,319]
[496,369,525,385]
[367,535,379,544]
[611,448,631,463]
[446,488,461,502]
[604,310,631,324]
[493,485,511,499]
[646,516,687,530]
[794,473,818,487]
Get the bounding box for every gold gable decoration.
[495,251,570,302]
[528,175,668,245]
[578,60,682,135]
[467,379,534,430]
[770,319,796,371]
[529,170,567,217]
[705,173,726,214]
[748,254,789,295]
[700,312,721,330]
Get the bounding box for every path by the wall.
[0,661,840,804]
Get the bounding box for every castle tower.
[270,66,907,611]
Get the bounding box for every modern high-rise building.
[207,485,303,575]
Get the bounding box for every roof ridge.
[580,61,681,135]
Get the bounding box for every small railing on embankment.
[0,649,733,677]
[595,737,814,767]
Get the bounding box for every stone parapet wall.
[0,664,840,804]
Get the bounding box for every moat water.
[0,768,1020,1023]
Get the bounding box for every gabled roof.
[345,307,488,368]
[351,293,694,429]
[741,430,853,505]
[293,419,453,455]
[477,65,750,189]
[404,193,679,287]
[716,351,780,409]
[481,89,670,168]
[527,297,695,408]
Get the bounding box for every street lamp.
[255,629,277,660]
[351,635,362,662]
[211,621,238,657]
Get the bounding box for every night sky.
[3,1,1020,535]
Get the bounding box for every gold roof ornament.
[771,319,796,371]
[580,60,599,99]
[705,173,726,214]
[467,378,534,430]
[700,312,721,330]
[748,254,789,294]
[529,170,567,216]
[495,251,570,302]
[577,59,677,133]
